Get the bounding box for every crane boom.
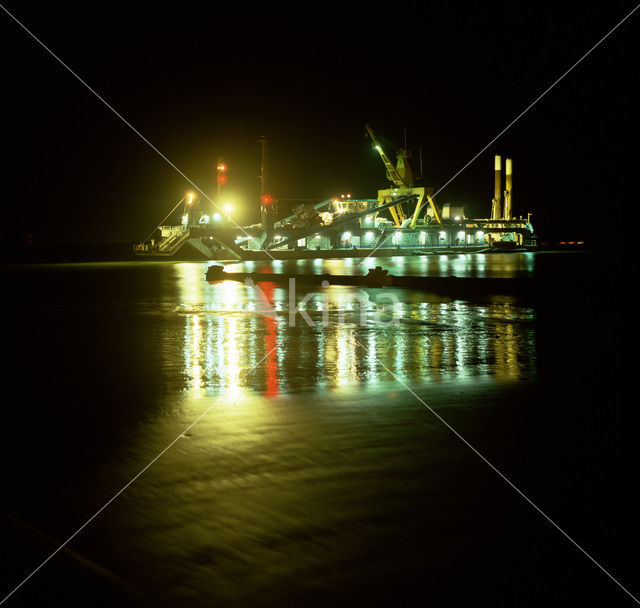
[365,124,406,187]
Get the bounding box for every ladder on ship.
[158,229,191,255]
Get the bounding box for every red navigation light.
[217,157,227,184]
[261,194,274,205]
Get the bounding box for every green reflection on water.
[173,263,535,397]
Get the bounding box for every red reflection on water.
[259,281,279,397]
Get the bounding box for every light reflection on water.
[224,251,536,278]
[2,252,618,608]
[173,261,536,397]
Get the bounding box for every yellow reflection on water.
[184,314,204,397]
[334,325,356,388]
[175,263,204,304]
[174,264,536,395]
[222,315,242,398]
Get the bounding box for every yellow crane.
[365,124,441,227]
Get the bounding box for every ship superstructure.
[134,128,535,260]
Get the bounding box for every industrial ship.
[134,127,536,261]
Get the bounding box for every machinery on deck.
[365,124,442,228]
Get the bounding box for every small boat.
[204,265,534,296]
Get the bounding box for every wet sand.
[3,379,637,606]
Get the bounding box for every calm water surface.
[1,251,636,607]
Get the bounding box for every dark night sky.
[1,1,638,244]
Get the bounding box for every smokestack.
[491,155,502,220]
[503,158,512,220]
